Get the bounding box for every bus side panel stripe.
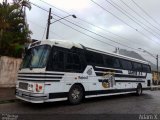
[115,80,145,82]
[18,73,64,76]
[95,73,146,78]
[18,79,60,82]
[18,75,62,79]
[98,80,145,83]
[48,88,136,99]
[94,68,123,73]
[85,88,136,96]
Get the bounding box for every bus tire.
[68,84,84,105]
[136,84,142,96]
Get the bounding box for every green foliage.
[0,0,32,58]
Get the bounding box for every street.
[0,90,160,120]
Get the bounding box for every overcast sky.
[2,0,160,65]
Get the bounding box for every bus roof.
[32,39,149,65]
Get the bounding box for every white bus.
[16,39,152,104]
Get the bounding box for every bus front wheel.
[68,84,84,105]
[136,84,142,96]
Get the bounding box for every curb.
[151,86,160,91]
[0,99,17,104]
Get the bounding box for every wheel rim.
[71,88,81,100]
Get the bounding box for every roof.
[40,39,83,49]
[32,39,149,65]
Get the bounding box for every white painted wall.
[0,56,22,87]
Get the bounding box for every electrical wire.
[106,0,160,39]
[29,1,158,53]
[28,19,64,39]
[38,0,157,49]
[120,0,160,33]
[90,0,160,45]
[131,0,160,27]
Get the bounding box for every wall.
[0,56,22,87]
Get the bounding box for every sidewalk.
[0,87,16,102]
[151,85,160,90]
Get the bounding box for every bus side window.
[53,51,64,71]
[133,62,142,72]
[120,59,133,70]
[142,64,151,73]
[85,51,104,66]
[65,52,81,72]
[104,56,121,69]
[46,49,64,71]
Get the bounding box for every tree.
[0,0,32,58]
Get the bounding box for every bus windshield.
[22,45,51,68]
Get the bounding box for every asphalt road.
[0,90,160,120]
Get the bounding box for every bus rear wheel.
[136,84,142,96]
[68,85,84,105]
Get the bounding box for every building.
[152,71,160,85]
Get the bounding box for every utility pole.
[45,8,76,39]
[115,47,119,54]
[46,8,52,39]
[3,0,7,3]
[156,55,159,84]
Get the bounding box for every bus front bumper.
[15,89,49,103]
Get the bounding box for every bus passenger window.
[46,50,64,71]
[53,51,64,71]
[105,56,121,68]
[142,64,151,73]
[85,51,104,66]
[120,59,133,70]
[65,53,81,72]
[133,62,142,71]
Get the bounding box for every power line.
[28,19,64,39]
[131,0,160,27]
[75,18,132,43]
[58,21,117,48]
[39,0,69,14]
[30,2,144,51]
[120,0,160,33]
[106,0,160,39]
[38,0,159,50]
[90,0,160,45]
[29,2,117,48]
[90,0,137,31]
[30,2,49,12]
[53,13,142,50]
[29,1,160,60]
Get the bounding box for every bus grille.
[19,82,28,90]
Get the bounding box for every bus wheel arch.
[136,83,142,96]
[68,83,85,105]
